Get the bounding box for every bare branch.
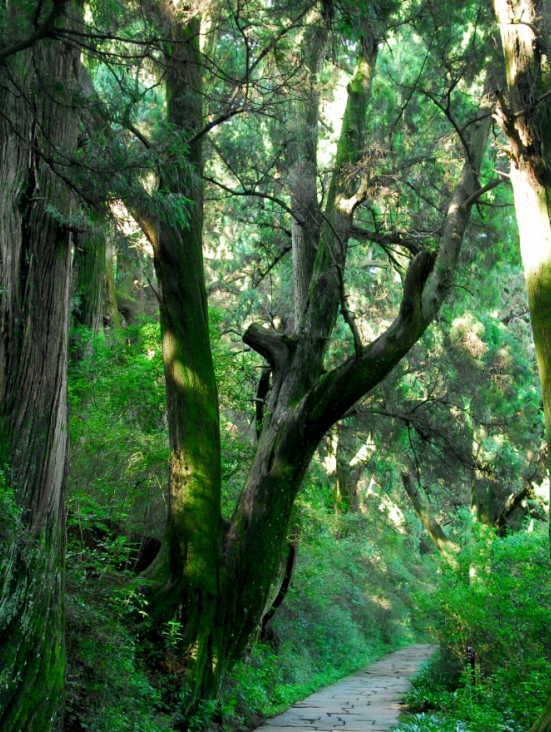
[461,178,503,210]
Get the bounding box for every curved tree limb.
[401,473,459,563]
[243,324,291,374]
[494,483,535,531]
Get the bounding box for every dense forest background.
[1,0,551,731]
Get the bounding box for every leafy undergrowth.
[394,522,551,732]
[65,318,433,730]
[64,477,431,731]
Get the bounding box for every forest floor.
[255,644,436,732]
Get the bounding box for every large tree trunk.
[0,7,80,730]
[492,2,551,730]
[136,7,496,718]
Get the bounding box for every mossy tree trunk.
[135,7,497,717]
[73,231,107,335]
[0,5,81,729]
[137,10,225,705]
[492,2,551,730]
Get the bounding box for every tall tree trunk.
[73,231,106,335]
[401,474,459,564]
[0,7,80,729]
[139,9,225,706]
[335,421,363,512]
[104,242,121,329]
[492,2,551,729]
[288,7,329,329]
[72,229,107,361]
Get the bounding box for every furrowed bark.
[73,230,106,336]
[0,7,81,729]
[401,473,459,563]
[288,8,329,328]
[493,0,551,560]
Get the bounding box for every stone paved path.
[259,644,436,732]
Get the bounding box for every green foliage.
[403,522,551,732]
[0,467,22,550]
[395,713,467,732]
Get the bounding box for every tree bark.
[288,8,329,329]
[492,0,551,545]
[492,3,551,728]
[401,474,459,564]
[335,421,363,512]
[73,231,106,334]
[0,5,80,729]
[137,10,225,707]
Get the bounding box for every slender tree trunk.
[73,231,106,334]
[0,8,80,729]
[492,2,551,729]
[72,229,107,361]
[104,242,121,329]
[401,474,459,564]
[288,8,329,328]
[335,421,363,511]
[139,11,225,706]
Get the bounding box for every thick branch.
[350,225,422,255]
[307,249,436,437]
[494,484,534,531]
[461,178,503,210]
[401,473,459,562]
[243,324,291,373]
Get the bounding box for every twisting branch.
[401,473,460,562]
[243,324,291,374]
[494,484,535,531]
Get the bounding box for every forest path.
[258,644,436,732]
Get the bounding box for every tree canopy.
[0,0,550,730]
